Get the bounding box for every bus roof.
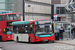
[0,14,5,15]
[12,21,30,25]
[12,19,53,25]
[5,13,20,14]
[35,19,53,21]
[0,13,20,15]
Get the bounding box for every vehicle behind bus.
[0,13,21,41]
[12,19,55,42]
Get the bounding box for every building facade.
[15,0,75,21]
[52,0,72,22]
[0,0,15,14]
[15,0,52,21]
[52,0,73,4]
[54,4,71,22]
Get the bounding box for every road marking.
[34,43,75,50]
[56,43,75,48]
[54,43,75,50]
[33,45,47,50]
[0,48,2,50]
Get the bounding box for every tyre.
[16,37,19,42]
[0,36,2,41]
[46,41,49,43]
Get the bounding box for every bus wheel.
[29,37,31,43]
[0,36,2,41]
[46,41,49,43]
[16,37,19,42]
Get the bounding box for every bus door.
[2,28,7,41]
[6,27,13,40]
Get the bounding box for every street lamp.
[23,0,25,21]
[28,5,34,20]
[32,7,34,20]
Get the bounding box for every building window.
[57,17,61,21]
[61,17,66,21]
[56,7,65,14]
[0,0,15,13]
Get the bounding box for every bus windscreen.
[35,20,53,35]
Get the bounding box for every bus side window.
[18,25,25,33]
[30,24,34,34]
[13,26,18,33]
[24,24,34,34]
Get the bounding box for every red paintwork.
[6,34,13,40]
[28,34,35,42]
[29,19,55,42]
[0,13,21,41]
[35,35,55,42]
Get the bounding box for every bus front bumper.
[35,35,55,42]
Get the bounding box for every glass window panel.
[13,25,34,34]
[0,0,5,2]
[68,31,70,38]
[7,22,12,26]
[61,18,66,21]
[55,23,62,30]
[63,31,70,38]
[0,3,5,9]
[18,25,25,33]
[36,24,53,34]
[63,24,71,30]
[60,7,65,14]
[67,24,70,30]
[56,7,65,14]
[13,26,18,33]
[5,0,13,3]
[63,24,67,30]
[63,31,68,38]
[6,14,20,20]
[56,7,60,14]
[7,28,12,34]
[0,10,5,12]
[57,10,59,14]
[5,3,14,13]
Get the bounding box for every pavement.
[56,39,75,46]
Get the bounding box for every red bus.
[0,13,21,41]
[13,19,55,43]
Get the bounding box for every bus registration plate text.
[43,40,48,41]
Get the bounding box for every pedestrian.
[59,26,65,40]
[71,27,73,40]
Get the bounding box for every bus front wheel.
[0,36,2,41]
[46,41,49,43]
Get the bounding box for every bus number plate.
[43,40,48,41]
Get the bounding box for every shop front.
[54,21,71,40]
